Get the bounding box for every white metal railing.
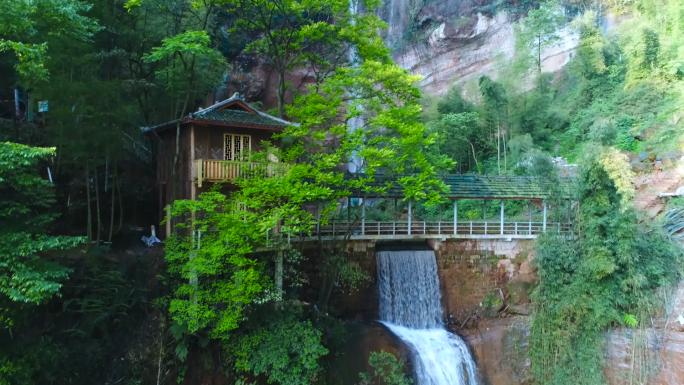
[310,221,572,238]
[195,159,288,187]
[190,221,572,249]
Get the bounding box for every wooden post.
[543,202,547,232]
[500,200,504,235]
[454,200,458,235]
[483,199,487,221]
[408,199,412,235]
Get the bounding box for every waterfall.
[347,0,364,173]
[377,250,478,385]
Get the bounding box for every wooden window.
[224,134,251,161]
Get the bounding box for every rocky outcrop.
[388,11,578,96]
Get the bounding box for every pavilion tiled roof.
[353,174,574,200]
[142,93,293,133]
[191,109,289,129]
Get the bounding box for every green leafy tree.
[0,143,83,303]
[229,307,328,385]
[0,0,99,82]
[436,112,485,171]
[479,76,509,174]
[514,1,564,76]
[164,189,268,336]
[127,0,228,208]
[219,0,389,118]
[359,351,412,385]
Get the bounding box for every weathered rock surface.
[462,317,531,385]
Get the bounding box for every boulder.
[620,150,639,162]
[662,150,683,159]
[631,161,652,173]
[519,261,535,275]
[508,304,531,315]
[507,280,533,305]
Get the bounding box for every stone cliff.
[220,0,582,108]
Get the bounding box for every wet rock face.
[461,317,532,385]
[605,328,684,385]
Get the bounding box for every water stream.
[377,250,478,385]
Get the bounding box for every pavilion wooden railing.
[195,159,288,187]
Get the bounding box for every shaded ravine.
[377,250,478,385]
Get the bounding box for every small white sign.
[38,101,48,112]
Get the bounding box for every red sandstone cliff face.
[220,3,581,107]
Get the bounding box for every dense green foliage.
[359,351,413,385]
[529,147,683,384]
[0,143,83,303]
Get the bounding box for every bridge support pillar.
[543,202,547,232]
[453,200,457,235]
[361,200,365,236]
[500,200,504,235]
[408,199,412,235]
[529,202,532,234]
[316,202,321,234]
[483,200,487,221]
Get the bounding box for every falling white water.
[377,250,478,385]
[347,0,364,173]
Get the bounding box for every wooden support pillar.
[483,199,487,221]
[500,199,504,235]
[408,199,412,235]
[453,200,458,235]
[543,202,547,232]
[347,197,351,222]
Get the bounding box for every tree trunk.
[468,141,479,168]
[503,125,508,173]
[275,250,283,300]
[85,161,92,249]
[95,160,102,247]
[108,162,117,250]
[497,120,501,175]
[116,174,123,233]
[276,70,286,119]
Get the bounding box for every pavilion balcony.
[194,159,288,187]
